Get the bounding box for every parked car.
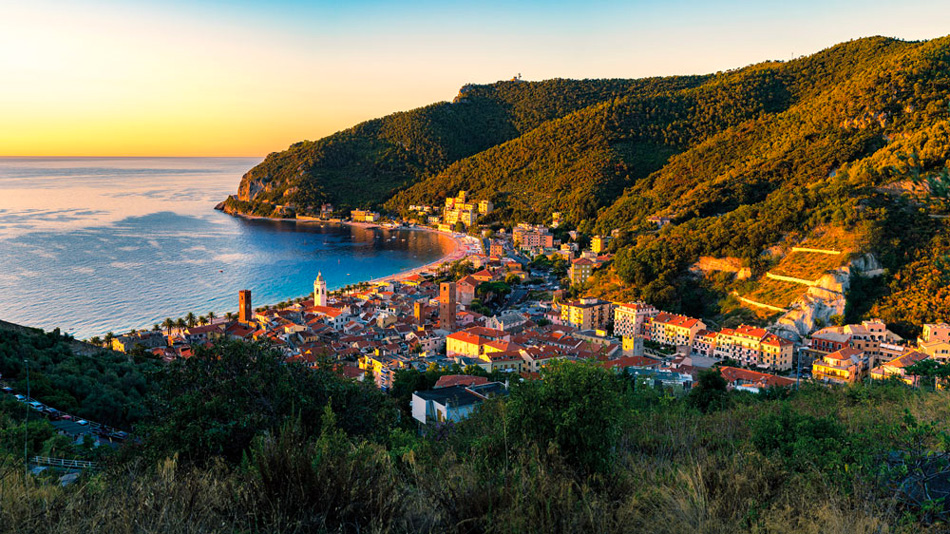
[28,401,44,411]
[1,386,13,394]
[45,408,61,421]
[14,394,26,402]
[60,414,73,421]
[76,419,89,426]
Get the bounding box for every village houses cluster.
[108,191,950,425]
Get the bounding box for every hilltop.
[225,35,950,334]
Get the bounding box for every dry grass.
[770,251,849,282]
[743,277,808,309]
[3,387,950,533]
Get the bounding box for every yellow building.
[591,235,610,253]
[648,312,706,348]
[560,298,612,330]
[870,350,929,386]
[759,334,794,371]
[811,347,865,384]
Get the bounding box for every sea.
[0,157,453,340]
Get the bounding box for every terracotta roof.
[434,375,489,389]
[882,350,928,369]
[827,347,864,361]
[719,366,795,388]
[735,324,769,339]
[652,312,701,329]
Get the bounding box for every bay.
[0,157,452,340]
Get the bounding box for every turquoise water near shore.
[0,157,452,339]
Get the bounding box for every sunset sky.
[2,0,949,157]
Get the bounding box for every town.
[104,191,950,425]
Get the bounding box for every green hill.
[224,76,705,216]
[225,35,950,330]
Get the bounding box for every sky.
[2,0,949,157]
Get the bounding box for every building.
[313,272,327,307]
[591,235,610,254]
[569,258,594,286]
[870,350,929,386]
[445,326,509,358]
[489,240,505,258]
[350,210,380,223]
[918,323,950,360]
[239,289,252,324]
[759,333,794,371]
[439,282,457,331]
[456,276,478,306]
[811,347,866,384]
[411,382,506,424]
[649,312,706,349]
[808,319,902,368]
[718,366,795,392]
[478,200,494,215]
[711,324,793,371]
[614,302,659,356]
[512,224,555,250]
[560,298,612,331]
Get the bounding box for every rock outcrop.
[772,253,883,341]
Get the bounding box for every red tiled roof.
[882,350,928,369]
[827,347,863,360]
[653,312,701,329]
[434,375,489,389]
[735,324,769,339]
[719,366,795,388]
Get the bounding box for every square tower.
[239,290,252,324]
[439,282,457,331]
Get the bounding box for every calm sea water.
[0,157,451,339]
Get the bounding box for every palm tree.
[207,311,216,324]
[198,315,208,326]
[89,336,102,347]
[225,311,235,322]
[130,328,137,335]
[176,318,186,332]
[163,318,174,336]
[152,324,161,332]
[186,312,197,327]
[104,332,115,347]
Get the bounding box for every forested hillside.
[226,35,950,330]
[224,76,706,215]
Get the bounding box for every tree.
[89,336,102,347]
[162,318,175,336]
[225,311,235,322]
[687,368,729,413]
[175,318,186,331]
[207,311,216,324]
[198,316,208,326]
[506,361,625,474]
[141,339,399,466]
[186,312,197,328]
[905,359,950,390]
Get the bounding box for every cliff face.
[774,254,883,341]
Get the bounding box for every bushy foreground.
[2,341,950,533]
